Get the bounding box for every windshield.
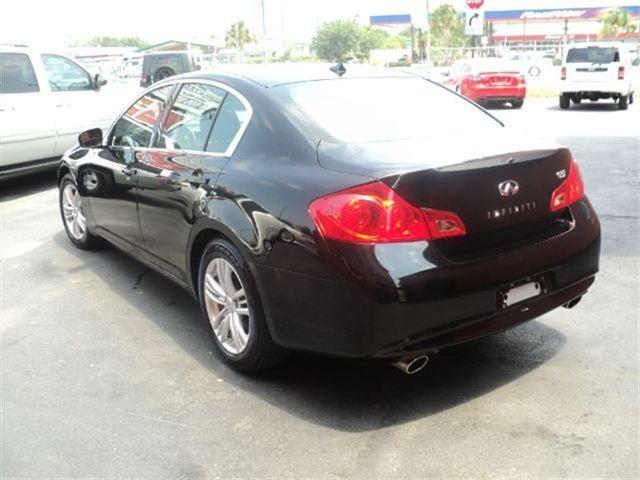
[566,47,620,64]
[273,77,501,143]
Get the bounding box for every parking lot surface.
[1,98,639,478]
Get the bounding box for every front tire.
[198,239,287,372]
[559,93,570,109]
[59,174,101,250]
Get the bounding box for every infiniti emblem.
[498,180,520,197]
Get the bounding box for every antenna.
[329,62,346,77]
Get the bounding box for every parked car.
[58,66,600,373]
[559,42,635,110]
[442,59,527,108]
[505,50,554,77]
[0,44,124,179]
[139,51,202,88]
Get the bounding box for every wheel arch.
[57,163,72,183]
[187,221,280,342]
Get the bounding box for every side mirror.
[93,73,107,90]
[78,128,103,148]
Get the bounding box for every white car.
[0,45,129,179]
[559,42,635,110]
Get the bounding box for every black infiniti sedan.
[58,65,600,374]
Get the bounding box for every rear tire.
[629,93,634,105]
[198,238,288,372]
[559,93,570,109]
[618,95,629,110]
[59,174,101,250]
[512,99,523,109]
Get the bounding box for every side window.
[0,53,39,94]
[206,94,250,154]
[111,85,173,148]
[158,83,226,151]
[41,54,92,91]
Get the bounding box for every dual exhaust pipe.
[391,354,430,375]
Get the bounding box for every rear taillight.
[618,66,625,80]
[561,67,567,80]
[549,157,585,212]
[308,181,466,244]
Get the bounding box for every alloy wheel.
[62,183,87,241]
[204,258,251,355]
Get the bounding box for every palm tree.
[225,21,257,62]
[599,8,638,39]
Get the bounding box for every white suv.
[559,42,635,110]
[0,45,129,179]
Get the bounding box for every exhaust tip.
[563,295,583,309]
[392,355,429,375]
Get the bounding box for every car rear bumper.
[464,85,526,102]
[255,198,600,359]
[560,80,632,96]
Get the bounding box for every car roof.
[181,64,412,88]
[567,42,625,49]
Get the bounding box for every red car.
[442,60,527,108]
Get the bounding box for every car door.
[136,81,250,281]
[79,84,175,249]
[0,51,56,170]
[40,53,115,156]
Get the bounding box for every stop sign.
[466,0,484,9]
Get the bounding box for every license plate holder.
[500,281,541,309]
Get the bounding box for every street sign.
[466,0,484,9]
[465,9,484,35]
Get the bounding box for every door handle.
[122,167,137,176]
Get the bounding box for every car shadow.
[483,104,520,111]
[53,230,566,432]
[0,169,58,201]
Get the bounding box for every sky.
[1,0,637,48]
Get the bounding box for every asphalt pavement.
[1,97,638,478]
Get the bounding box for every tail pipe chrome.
[563,295,583,309]
[392,354,429,375]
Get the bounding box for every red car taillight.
[561,67,567,80]
[549,157,585,212]
[308,181,466,244]
[618,66,625,80]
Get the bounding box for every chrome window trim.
[106,78,253,158]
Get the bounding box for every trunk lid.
[317,132,573,257]
[478,71,521,87]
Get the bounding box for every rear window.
[566,47,620,64]
[273,77,501,143]
[0,52,39,94]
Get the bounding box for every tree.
[312,19,363,61]
[360,27,389,55]
[599,8,638,38]
[81,36,149,48]
[225,21,257,61]
[312,21,404,61]
[429,5,469,65]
